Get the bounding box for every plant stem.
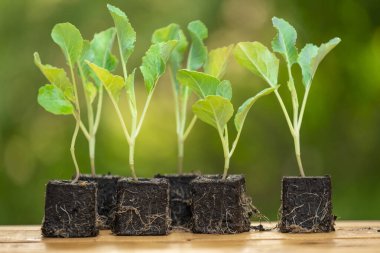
[129,139,138,180]
[298,86,310,130]
[177,137,184,175]
[293,131,305,177]
[135,92,153,138]
[183,115,197,140]
[217,126,230,180]
[274,90,295,136]
[109,95,131,144]
[93,86,103,133]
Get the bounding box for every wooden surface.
[0,221,380,252]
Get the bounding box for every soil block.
[155,174,198,229]
[112,177,170,236]
[279,176,335,233]
[79,174,120,229]
[190,175,253,234]
[41,180,99,238]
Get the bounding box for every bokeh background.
[1,0,379,224]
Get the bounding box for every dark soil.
[190,174,253,234]
[78,174,120,229]
[279,176,335,233]
[155,174,198,229]
[112,177,170,236]
[41,180,98,238]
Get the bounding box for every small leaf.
[234,86,278,132]
[271,17,298,66]
[177,70,220,98]
[216,80,232,100]
[193,95,234,132]
[51,23,83,65]
[85,82,97,104]
[204,45,234,79]
[187,20,208,70]
[86,61,124,101]
[140,41,177,93]
[90,27,118,71]
[34,52,75,102]
[298,37,341,88]
[107,4,136,63]
[234,42,279,87]
[38,84,74,115]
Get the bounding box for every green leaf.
[34,52,75,102]
[234,86,278,132]
[85,82,97,104]
[298,37,341,88]
[51,23,83,65]
[140,41,177,93]
[86,61,124,101]
[216,80,232,100]
[90,27,118,71]
[193,95,234,131]
[187,20,208,70]
[152,23,188,81]
[38,84,74,115]
[177,70,220,98]
[234,42,279,87]
[107,4,136,63]
[204,45,233,79]
[271,17,298,66]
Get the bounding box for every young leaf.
[187,20,208,70]
[107,4,136,63]
[90,27,118,71]
[234,86,278,132]
[298,37,341,88]
[51,23,83,65]
[140,41,177,93]
[86,61,124,101]
[216,80,232,100]
[177,70,220,98]
[271,17,298,66]
[204,45,234,79]
[38,84,74,115]
[192,95,234,132]
[34,52,75,102]
[85,81,97,104]
[234,42,279,87]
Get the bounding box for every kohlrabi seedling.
[87,4,177,181]
[234,17,341,177]
[35,22,118,182]
[151,22,233,173]
[177,69,277,179]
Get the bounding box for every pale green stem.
[298,86,311,130]
[274,90,295,136]
[134,92,154,138]
[294,132,305,177]
[93,86,104,133]
[108,94,131,144]
[287,65,299,128]
[128,139,138,180]
[177,137,184,175]
[73,116,90,140]
[218,126,230,180]
[229,128,243,158]
[183,116,197,141]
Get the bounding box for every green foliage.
[37,84,74,115]
[176,70,220,98]
[216,80,232,100]
[234,42,279,87]
[271,17,298,66]
[51,23,83,66]
[187,20,208,70]
[107,4,136,63]
[86,61,124,101]
[204,45,234,79]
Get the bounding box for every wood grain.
[0,221,379,252]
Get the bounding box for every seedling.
[177,69,277,179]
[234,17,341,177]
[87,4,176,180]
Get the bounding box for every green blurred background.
[0,0,379,224]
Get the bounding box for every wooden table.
[0,221,379,252]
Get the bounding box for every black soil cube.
[190,175,252,234]
[112,178,170,235]
[79,174,120,229]
[155,174,198,229]
[279,176,335,233]
[41,180,98,238]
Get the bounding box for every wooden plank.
[0,221,379,253]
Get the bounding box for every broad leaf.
[140,41,177,93]
[177,70,220,98]
[298,37,341,88]
[234,42,279,87]
[51,23,83,65]
[234,86,278,132]
[187,20,208,70]
[107,4,136,63]
[204,45,234,79]
[38,84,74,115]
[86,61,124,101]
[90,27,118,71]
[85,81,97,104]
[216,80,232,100]
[271,17,298,66]
[193,95,234,131]
[34,52,75,102]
